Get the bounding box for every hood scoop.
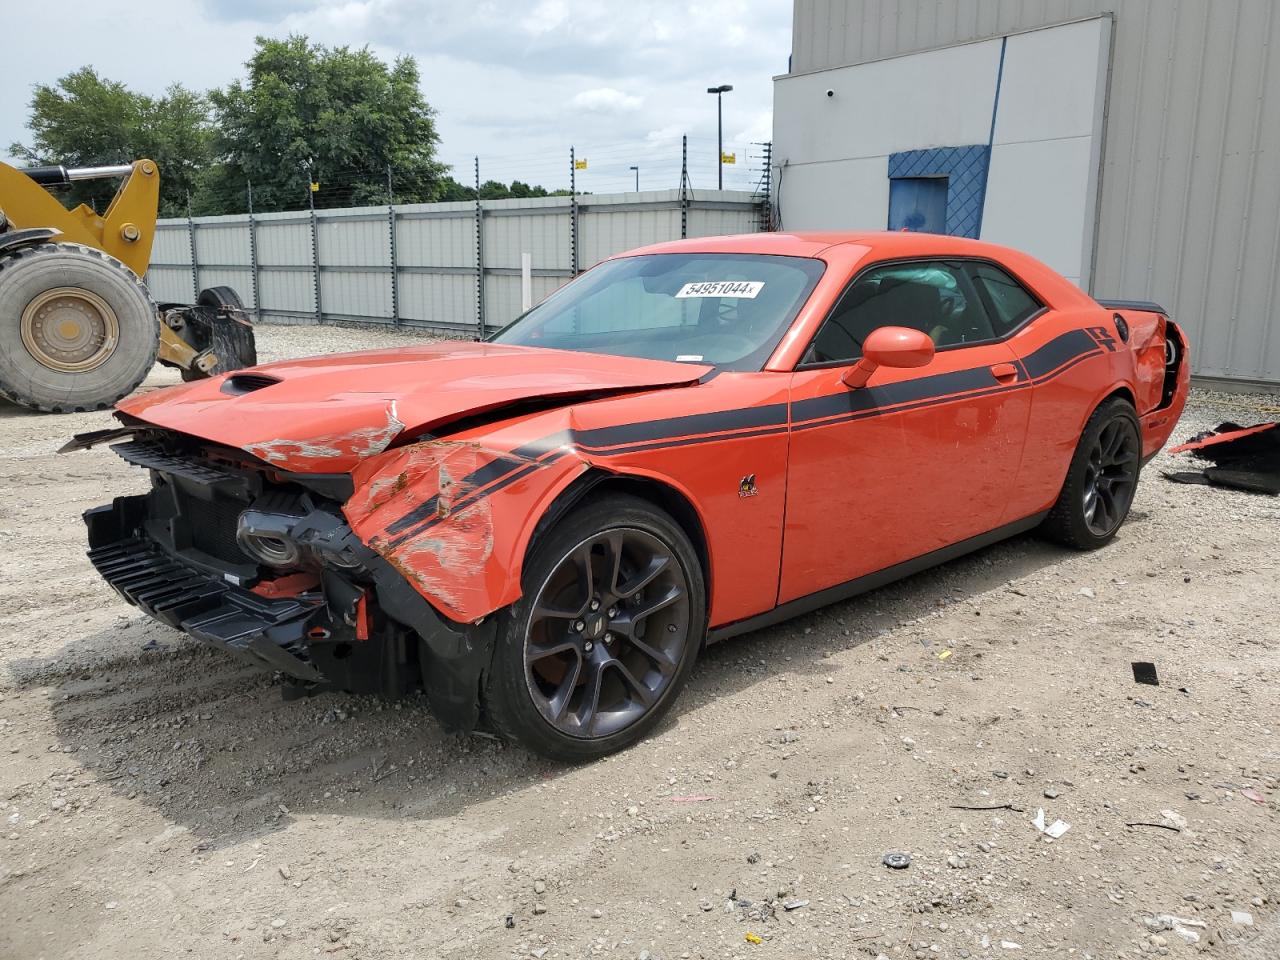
[222,373,281,396]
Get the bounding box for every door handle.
[990,362,1020,383]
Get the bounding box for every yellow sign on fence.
[721,152,736,165]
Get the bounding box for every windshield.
[490,253,825,370]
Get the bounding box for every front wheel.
[1040,397,1142,550]
[484,493,706,761]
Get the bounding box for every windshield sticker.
[675,281,764,299]
[675,354,704,362]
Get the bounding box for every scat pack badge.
[738,474,758,498]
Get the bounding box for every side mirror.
[841,326,935,388]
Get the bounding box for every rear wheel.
[484,494,706,761]
[1040,397,1142,549]
[0,243,157,412]
[177,286,257,381]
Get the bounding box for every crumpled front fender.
[343,426,596,624]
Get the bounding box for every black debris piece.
[1126,821,1181,832]
[1132,661,1160,686]
[1163,422,1280,495]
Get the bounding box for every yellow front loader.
[0,159,256,412]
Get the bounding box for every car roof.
[623,231,1025,261]
[616,231,1094,313]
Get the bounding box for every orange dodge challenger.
[70,232,1190,759]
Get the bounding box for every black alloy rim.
[524,528,691,739]
[1082,418,1140,536]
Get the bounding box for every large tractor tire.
[0,242,158,413]
[177,285,258,382]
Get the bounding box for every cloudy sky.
[5,0,792,194]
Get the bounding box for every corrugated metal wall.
[148,190,762,335]
[790,0,1280,385]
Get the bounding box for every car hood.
[117,340,711,473]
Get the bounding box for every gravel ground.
[0,323,1277,960]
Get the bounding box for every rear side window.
[966,262,1041,335]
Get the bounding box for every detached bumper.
[85,496,325,681]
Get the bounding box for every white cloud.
[571,88,642,114]
[520,0,571,36]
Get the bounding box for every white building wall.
[980,17,1111,286]
[773,17,1111,287]
[787,0,1280,385]
[774,39,998,230]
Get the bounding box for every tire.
[484,493,707,761]
[1040,397,1142,550]
[177,286,257,381]
[0,242,158,412]
[197,285,245,312]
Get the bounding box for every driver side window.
[804,260,997,364]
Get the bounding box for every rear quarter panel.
[1115,309,1168,415]
[1001,307,1137,520]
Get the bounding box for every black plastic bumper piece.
[85,497,324,681]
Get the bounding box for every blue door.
[888,176,948,233]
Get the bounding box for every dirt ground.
[0,323,1277,960]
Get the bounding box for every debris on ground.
[1164,421,1280,494]
[1031,808,1071,839]
[882,852,911,869]
[1131,661,1160,686]
[1142,914,1208,943]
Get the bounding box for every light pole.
[629,165,639,191]
[706,84,733,189]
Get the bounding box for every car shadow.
[31,529,1073,849]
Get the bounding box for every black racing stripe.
[792,380,1026,432]
[386,457,558,547]
[790,331,1099,434]
[792,364,1001,425]
[384,432,572,536]
[574,403,789,450]
[378,330,1102,542]
[386,454,526,535]
[590,424,791,457]
[1021,329,1098,380]
[1027,347,1100,384]
[385,494,442,537]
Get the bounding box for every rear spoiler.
[1095,299,1167,315]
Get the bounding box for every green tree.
[10,67,213,217]
[434,178,563,202]
[435,176,476,201]
[204,36,446,212]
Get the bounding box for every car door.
[779,259,1033,604]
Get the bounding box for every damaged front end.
[80,429,497,730]
[71,342,711,729]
